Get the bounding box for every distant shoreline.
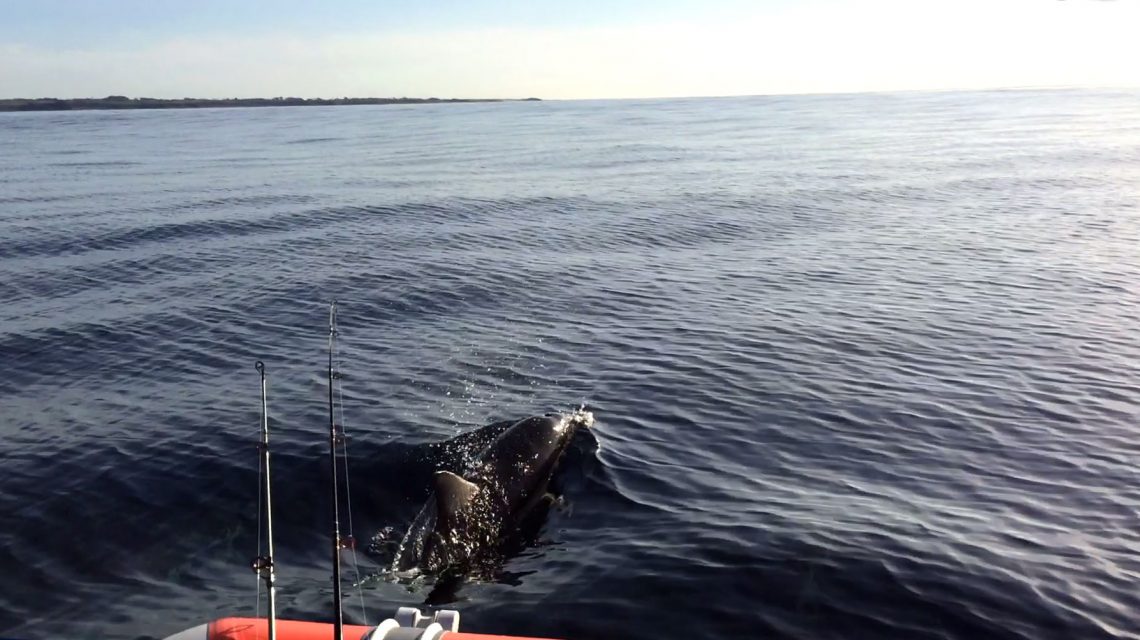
[0,96,541,113]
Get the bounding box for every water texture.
[1,90,1139,639]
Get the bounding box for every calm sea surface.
[2,90,1139,639]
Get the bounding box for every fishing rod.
[327,302,345,640]
[252,361,277,640]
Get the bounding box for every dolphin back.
[393,411,594,574]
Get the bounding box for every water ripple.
[2,90,1140,640]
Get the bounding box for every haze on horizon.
[2,0,1138,101]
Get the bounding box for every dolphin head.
[475,411,592,498]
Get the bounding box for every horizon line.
[3,83,1138,104]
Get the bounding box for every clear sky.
[2,0,1137,100]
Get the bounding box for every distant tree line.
[0,95,540,112]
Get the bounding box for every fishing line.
[330,305,368,624]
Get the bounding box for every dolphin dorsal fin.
[434,471,480,526]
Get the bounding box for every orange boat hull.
[176,617,559,640]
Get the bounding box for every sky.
[1,0,1138,100]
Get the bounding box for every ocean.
[1,89,1139,639]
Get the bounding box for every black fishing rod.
[253,361,277,640]
[327,302,344,640]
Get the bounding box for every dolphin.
[392,410,595,574]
